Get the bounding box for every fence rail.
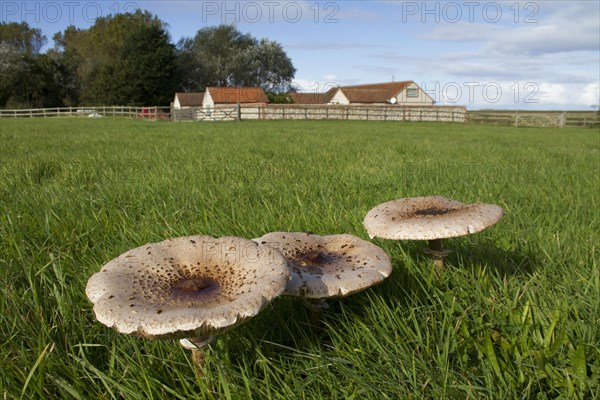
[172,104,467,123]
[0,106,170,120]
[2,105,598,128]
[467,110,599,128]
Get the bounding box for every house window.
[407,88,418,97]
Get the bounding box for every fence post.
[237,102,241,121]
[560,111,566,128]
[515,111,520,127]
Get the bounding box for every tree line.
[0,11,296,108]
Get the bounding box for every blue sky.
[2,0,599,110]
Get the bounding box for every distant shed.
[173,92,204,109]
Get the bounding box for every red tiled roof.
[340,81,413,91]
[290,82,417,104]
[289,92,329,104]
[175,92,204,107]
[207,87,268,104]
[289,89,340,104]
[338,81,413,103]
[339,88,395,103]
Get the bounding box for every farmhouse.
[291,81,434,106]
[173,87,269,109]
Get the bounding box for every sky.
[1,0,599,110]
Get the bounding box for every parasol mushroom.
[363,196,503,273]
[86,235,289,370]
[253,232,392,325]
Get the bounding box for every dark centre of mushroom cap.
[293,251,337,267]
[171,277,218,298]
[415,207,451,216]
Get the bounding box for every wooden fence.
[467,110,599,128]
[2,105,598,128]
[0,106,170,120]
[172,104,467,123]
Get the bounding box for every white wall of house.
[173,95,182,109]
[327,89,350,105]
[395,83,434,105]
[203,89,215,109]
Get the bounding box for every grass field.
[1,118,598,399]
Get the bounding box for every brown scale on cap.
[86,235,290,340]
[253,232,392,299]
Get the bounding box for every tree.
[178,25,295,93]
[53,10,174,105]
[88,23,178,105]
[0,42,24,106]
[250,39,296,93]
[50,26,84,105]
[0,22,46,54]
[0,22,68,108]
[25,54,73,107]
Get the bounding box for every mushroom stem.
[304,299,329,329]
[427,239,445,274]
[180,336,214,371]
[191,348,206,369]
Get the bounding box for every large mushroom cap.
[363,196,504,241]
[253,232,392,299]
[86,235,290,340]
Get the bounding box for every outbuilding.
[291,81,434,106]
[173,87,269,110]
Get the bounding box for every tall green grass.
[1,118,598,399]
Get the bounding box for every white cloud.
[489,24,599,56]
[373,45,599,92]
[292,77,360,92]
[579,82,600,106]
[535,81,600,108]
[537,83,568,105]
[352,64,398,77]
[423,2,599,56]
[411,79,599,110]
